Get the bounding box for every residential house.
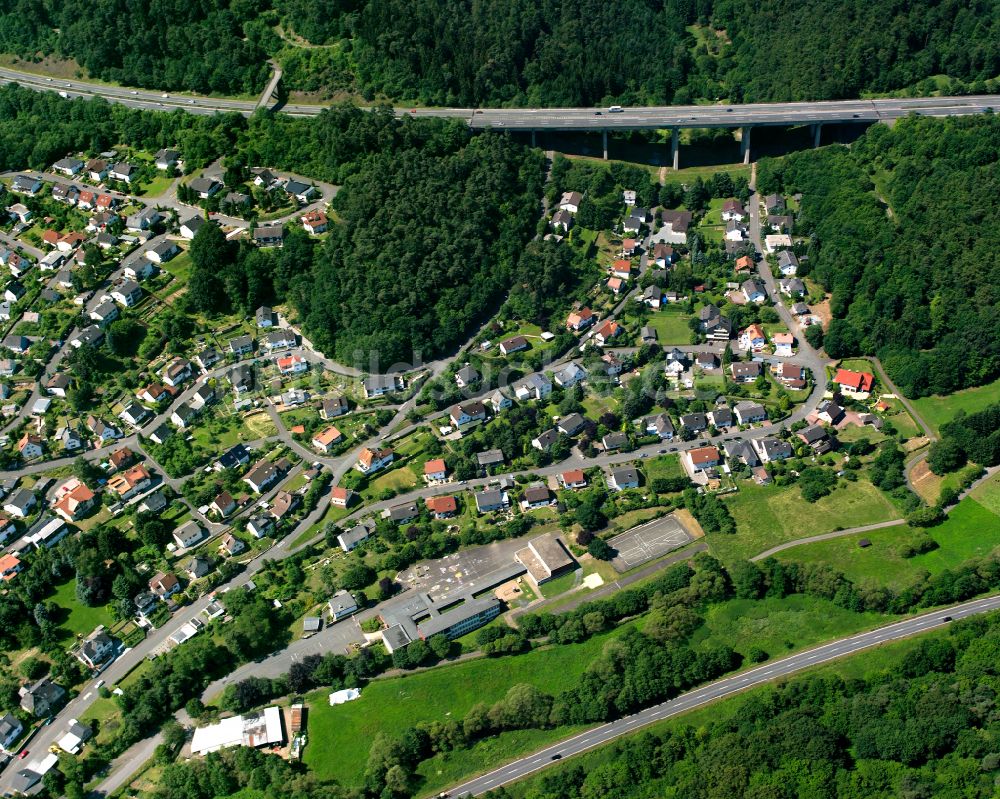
[243,461,280,493]
[90,300,119,326]
[362,374,403,398]
[798,424,832,453]
[774,362,806,388]
[513,373,551,401]
[253,225,285,247]
[777,250,799,276]
[107,464,151,500]
[247,515,275,538]
[602,431,628,450]
[425,495,458,519]
[685,446,720,473]
[154,149,180,170]
[566,307,595,331]
[593,320,621,347]
[779,277,805,297]
[211,492,237,518]
[558,191,583,214]
[476,449,506,470]
[179,216,207,240]
[355,447,394,475]
[816,400,845,425]
[264,328,296,351]
[311,426,344,453]
[123,258,156,282]
[421,458,449,484]
[229,335,254,358]
[17,433,43,460]
[3,334,29,354]
[320,396,348,419]
[137,383,170,405]
[169,401,197,428]
[660,209,692,243]
[735,254,754,273]
[725,219,747,242]
[734,401,768,425]
[764,194,785,213]
[301,210,328,234]
[328,590,359,621]
[522,486,553,510]
[283,179,316,203]
[255,306,275,327]
[488,389,513,412]
[162,358,192,388]
[531,428,559,451]
[730,361,762,383]
[53,157,84,176]
[190,384,216,410]
[475,489,509,514]
[277,354,308,374]
[644,413,675,439]
[833,368,875,396]
[0,712,23,752]
[739,324,767,351]
[86,159,108,181]
[611,259,631,280]
[751,437,793,463]
[336,521,373,552]
[769,214,794,233]
[46,373,71,397]
[219,533,245,557]
[109,162,138,183]
[557,413,585,436]
[72,325,105,349]
[449,401,487,428]
[329,487,356,509]
[228,364,254,394]
[11,175,42,195]
[3,489,36,518]
[772,332,795,357]
[741,279,767,304]
[53,481,95,522]
[709,408,733,428]
[560,469,587,489]
[189,177,222,198]
[216,444,250,471]
[608,466,640,491]
[499,335,528,356]
[173,520,207,549]
[111,279,143,307]
[148,571,180,599]
[383,501,419,524]
[554,361,586,388]
[455,365,480,388]
[607,276,624,295]
[721,199,747,221]
[653,243,675,267]
[680,412,708,433]
[145,240,179,264]
[764,234,792,253]
[186,556,212,580]
[19,678,66,717]
[88,416,121,443]
[550,209,572,232]
[76,629,115,669]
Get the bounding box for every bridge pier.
[671,127,679,170]
[602,130,608,160]
[741,126,752,164]
[812,123,822,148]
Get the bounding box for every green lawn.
[303,625,634,787]
[538,570,579,598]
[135,173,175,198]
[713,478,900,564]
[910,376,1000,435]
[51,579,114,644]
[776,478,1000,589]
[644,454,684,481]
[641,307,694,345]
[691,595,888,660]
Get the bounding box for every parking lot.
[609,514,693,571]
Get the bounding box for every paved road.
[0,65,997,128]
[446,592,1000,797]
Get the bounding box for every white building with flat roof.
[190,706,284,755]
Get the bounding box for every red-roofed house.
[0,554,22,582]
[833,368,875,396]
[330,486,356,508]
[594,320,621,347]
[301,210,328,235]
[425,495,458,519]
[53,481,96,522]
[685,446,720,473]
[566,308,595,331]
[611,259,632,280]
[560,469,587,489]
[311,426,343,453]
[423,458,447,482]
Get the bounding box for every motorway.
[447,593,1000,797]
[0,65,997,130]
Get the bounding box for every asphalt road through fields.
[447,594,1000,797]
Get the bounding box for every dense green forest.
[757,114,1000,397]
[1,0,999,102]
[489,611,1000,799]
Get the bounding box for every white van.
[609,105,624,113]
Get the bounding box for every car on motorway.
[594,111,602,115]
[161,93,169,98]
[18,750,28,760]
[669,447,678,452]
[130,90,138,95]
[45,78,52,82]
[551,753,562,760]
[608,105,624,113]
[189,99,196,105]
[726,107,733,112]
[943,616,953,622]
[658,449,667,454]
